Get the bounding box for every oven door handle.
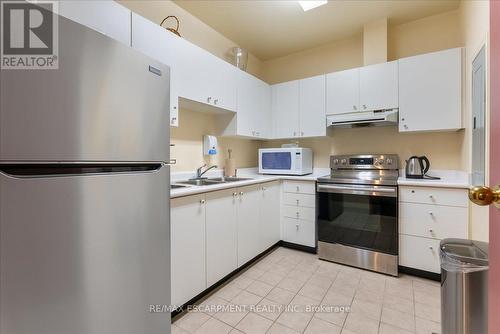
[317,184,397,197]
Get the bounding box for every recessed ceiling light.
[298,0,328,11]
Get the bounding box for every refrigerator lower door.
[0,165,170,334]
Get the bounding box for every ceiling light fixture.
[298,0,328,11]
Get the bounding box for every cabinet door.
[131,13,179,126]
[272,81,300,138]
[359,61,398,111]
[171,195,206,306]
[237,184,262,266]
[299,75,326,137]
[236,71,261,137]
[255,79,272,138]
[205,189,238,287]
[326,68,359,114]
[260,182,281,251]
[59,0,131,46]
[211,58,237,112]
[399,48,463,132]
[283,218,315,247]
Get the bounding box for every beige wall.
[460,0,490,242]
[170,109,260,172]
[364,18,388,65]
[262,127,464,171]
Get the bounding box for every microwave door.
[260,151,293,174]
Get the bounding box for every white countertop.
[170,168,470,198]
[397,169,470,189]
[170,168,329,198]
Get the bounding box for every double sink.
[171,177,253,189]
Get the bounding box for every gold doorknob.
[469,185,500,208]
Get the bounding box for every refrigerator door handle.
[0,163,164,178]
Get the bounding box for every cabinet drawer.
[283,205,315,221]
[399,234,441,273]
[400,203,468,239]
[283,180,316,194]
[283,193,316,208]
[283,217,315,247]
[399,186,468,207]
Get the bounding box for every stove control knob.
[341,159,347,165]
[333,158,340,165]
[386,158,393,165]
[376,158,384,165]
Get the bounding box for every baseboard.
[399,266,441,282]
[280,241,317,254]
[171,241,281,319]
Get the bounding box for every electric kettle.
[405,156,440,179]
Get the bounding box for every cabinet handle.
[429,246,434,250]
[296,186,300,192]
[363,104,367,109]
[401,118,405,121]
[293,132,297,136]
[296,199,299,205]
[239,191,244,196]
[171,117,177,124]
[207,97,212,103]
[429,211,434,216]
[296,224,299,231]
[353,105,357,110]
[200,199,205,204]
[429,194,434,199]
[404,124,408,129]
[429,229,434,233]
[262,187,267,191]
[233,192,238,197]
[173,106,177,110]
[296,212,300,217]
[214,99,218,105]
[301,131,304,136]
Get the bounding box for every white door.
[255,79,272,138]
[299,75,326,137]
[326,68,359,114]
[272,81,300,138]
[205,189,238,287]
[237,184,262,266]
[210,58,237,112]
[236,71,261,137]
[398,48,463,132]
[58,0,131,46]
[130,13,179,126]
[171,195,206,306]
[359,61,398,111]
[260,182,281,251]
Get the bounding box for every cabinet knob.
[429,229,434,233]
[233,192,238,197]
[429,246,434,250]
[239,191,244,196]
[404,124,408,129]
[429,211,434,216]
[200,199,205,204]
[401,118,405,121]
[296,199,299,205]
[353,105,357,110]
[296,224,299,231]
[207,97,212,103]
[296,212,300,217]
[429,194,434,199]
[173,106,177,110]
[296,186,300,192]
[214,99,218,105]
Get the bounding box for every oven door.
[316,183,398,255]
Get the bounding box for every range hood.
[326,109,398,128]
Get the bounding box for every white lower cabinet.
[283,218,315,248]
[171,194,206,307]
[400,234,441,273]
[260,182,281,252]
[399,186,469,274]
[237,185,263,267]
[205,189,238,287]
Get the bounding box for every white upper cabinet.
[359,61,398,111]
[299,75,326,137]
[326,68,360,114]
[58,1,131,46]
[131,13,179,126]
[220,71,271,138]
[398,48,463,132]
[272,81,300,138]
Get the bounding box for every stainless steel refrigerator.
[0,13,171,334]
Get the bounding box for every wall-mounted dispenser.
[203,135,218,156]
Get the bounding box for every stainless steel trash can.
[440,238,488,334]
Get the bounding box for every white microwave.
[258,148,313,175]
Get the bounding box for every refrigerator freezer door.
[0,14,170,162]
[0,165,170,334]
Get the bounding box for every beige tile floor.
[172,247,441,334]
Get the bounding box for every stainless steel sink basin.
[207,177,253,182]
[177,179,224,186]
[170,184,189,189]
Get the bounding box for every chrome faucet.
[195,164,218,179]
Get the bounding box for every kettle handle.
[420,156,430,174]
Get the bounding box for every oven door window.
[317,192,398,255]
[261,152,291,170]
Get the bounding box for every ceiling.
[173,0,461,60]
